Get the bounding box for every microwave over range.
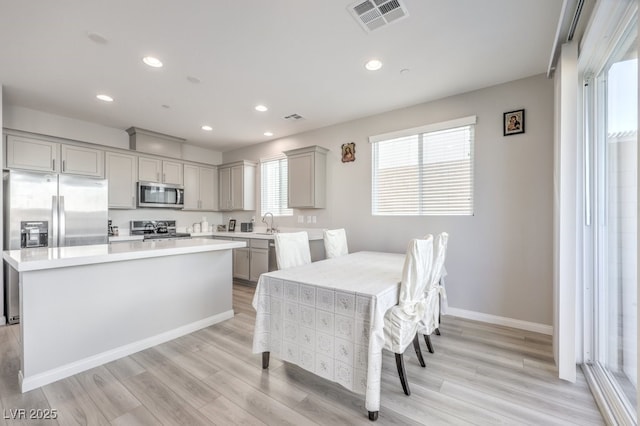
[137,181,184,208]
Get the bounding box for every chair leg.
[413,334,426,367]
[262,352,270,369]
[423,334,434,354]
[436,290,442,336]
[395,353,411,396]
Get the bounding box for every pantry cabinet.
[284,145,328,208]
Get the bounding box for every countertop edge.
[3,240,246,272]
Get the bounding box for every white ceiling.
[0,1,562,152]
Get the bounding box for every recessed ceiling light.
[143,56,163,68]
[96,94,113,102]
[201,125,213,131]
[264,131,274,137]
[255,105,268,112]
[365,59,383,71]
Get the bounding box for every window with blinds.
[370,116,475,216]
[261,157,293,216]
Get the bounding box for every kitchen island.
[3,238,246,393]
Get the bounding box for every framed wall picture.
[503,109,525,136]
[341,142,356,162]
[228,219,236,232]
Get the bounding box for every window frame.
[369,115,476,216]
[260,155,293,217]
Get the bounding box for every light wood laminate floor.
[0,282,603,425]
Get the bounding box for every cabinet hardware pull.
[62,160,65,172]
[163,173,166,182]
[52,159,55,170]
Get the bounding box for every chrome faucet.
[262,212,276,234]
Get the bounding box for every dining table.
[251,251,405,421]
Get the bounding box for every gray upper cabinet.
[184,164,218,211]
[138,157,183,185]
[218,161,256,211]
[61,144,104,177]
[284,145,328,208]
[105,151,137,209]
[6,135,104,177]
[6,135,59,172]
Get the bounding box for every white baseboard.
[445,307,553,335]
[0,316,5,326]
[20,309,234,393]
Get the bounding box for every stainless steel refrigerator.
[3,170,109,324]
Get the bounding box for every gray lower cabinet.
[229,237,250,280]
[249,239,269,282]
[222,237,269,282]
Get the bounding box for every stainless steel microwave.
[137,182,184,209]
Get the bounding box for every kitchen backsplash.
[108,209,224,235]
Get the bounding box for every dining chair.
[323,228,349,258]
[382,235,434,396]
[418,232,448,353]
[274,231,312,270]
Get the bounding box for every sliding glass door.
[587,15,637,422]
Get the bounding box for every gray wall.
[223,74,555,325]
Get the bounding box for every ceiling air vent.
[348,0,409,33]
[284,113,304,120]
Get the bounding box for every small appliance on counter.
[240,222,253,232]
[108,220,118,236]
[130,220,191,240]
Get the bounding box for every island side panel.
[20,249,232,391]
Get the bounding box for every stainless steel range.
[130,220,191,240]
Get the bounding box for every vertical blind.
[371,122,474,216]
[261,157,293,216]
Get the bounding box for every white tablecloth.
[252,251,403,412]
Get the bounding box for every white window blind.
[261,157,293,216]
[371,119,474,216]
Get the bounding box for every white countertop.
[193,230,324,240]
[3,238,246,272]
[109,235,145,242]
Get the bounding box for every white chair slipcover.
[383,236,434,353]
[418,232,449,336]
[274,231,311,270]
[323,228,349,258]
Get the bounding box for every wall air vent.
[284,113,304,120]
[348,0,408,33]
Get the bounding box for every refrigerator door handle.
[59,195,66,246]
[52,195,59,247]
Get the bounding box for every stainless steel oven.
[137,182,184,209]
